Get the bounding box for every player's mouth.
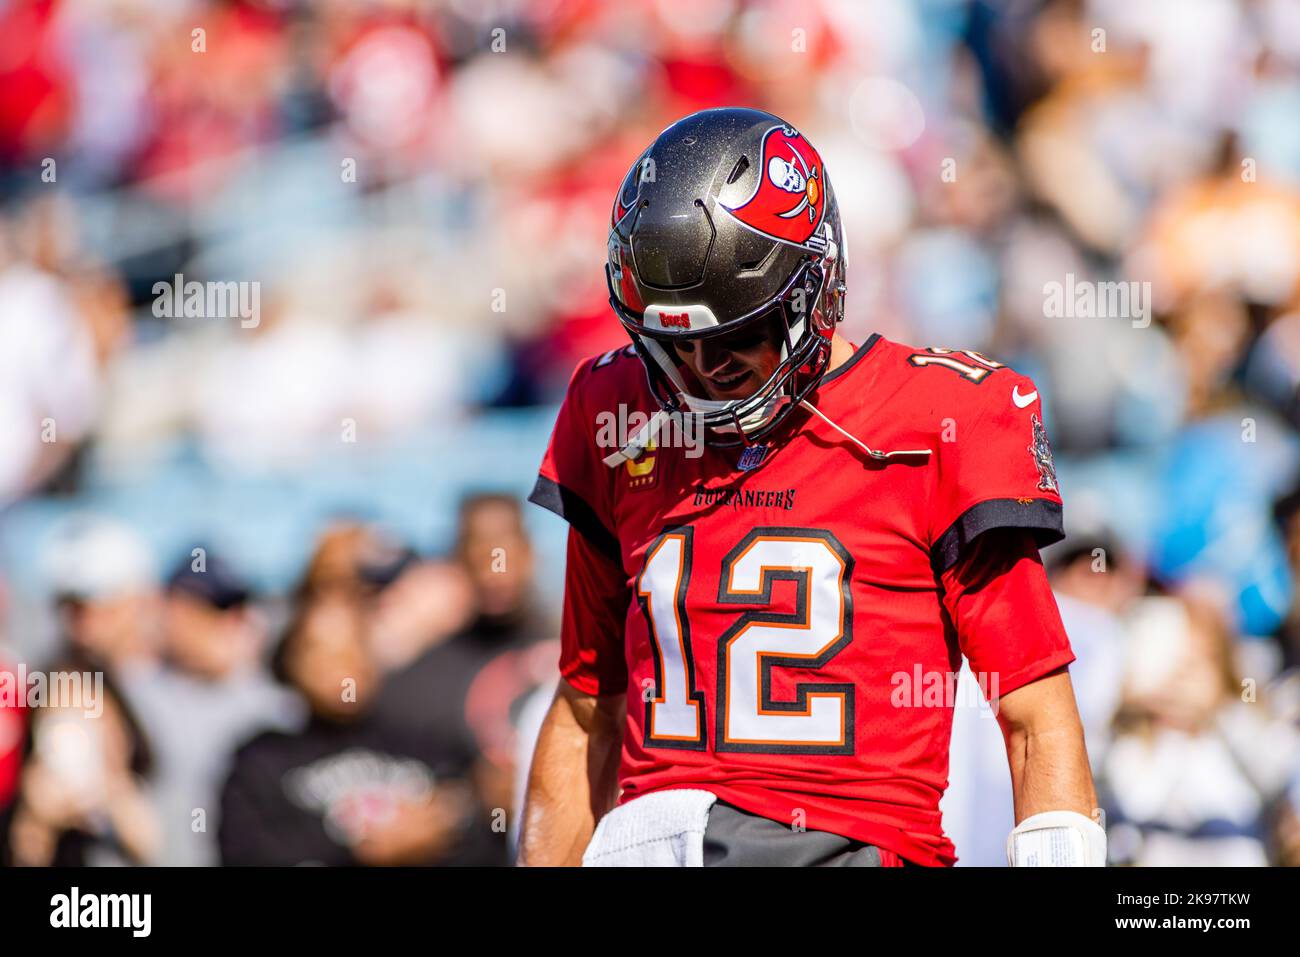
[703,369,752,396]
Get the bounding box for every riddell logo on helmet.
[658,312,691,329]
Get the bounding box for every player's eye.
[718,329,769,351]
[666,325,770,362]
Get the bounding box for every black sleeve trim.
[527,475,622,565]
[818,333,881,386]
[932,498,1064,573]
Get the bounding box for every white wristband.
[1007,810,1107,867]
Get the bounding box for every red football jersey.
[0,656,25,810]
[529,334,1075,865]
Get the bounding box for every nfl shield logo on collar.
[737,444,769,472]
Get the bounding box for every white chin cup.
[1007,811,1107,867]
[677,390,788,435]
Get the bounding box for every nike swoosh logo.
[1012,386,1038,408]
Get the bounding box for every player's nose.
[697,338,738,375]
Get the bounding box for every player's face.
[672,320,784,401]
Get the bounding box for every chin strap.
[797,399,932,462]
[602,409,673,468]
[600,376,787,468]
[599,393,785,468]
[602,395,934,469]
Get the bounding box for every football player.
[520,107,1103,867]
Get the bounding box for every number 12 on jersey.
[636,526,856,755]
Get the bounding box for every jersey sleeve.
[940,528,1075,696]
[558,526,631,696]
[929,371,1064,572]
[527,359,621,565]
[0,676,24,810]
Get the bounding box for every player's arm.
[942,528,1104,865]
[944,530,1096,820]
[998,667,1105,866]
[995,665,1097,823]
[517,527,631,866]
[518,678,624,866]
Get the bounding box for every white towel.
[582,789,719,867]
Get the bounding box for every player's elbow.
[995,666,1083,738]
[555,676,626,737]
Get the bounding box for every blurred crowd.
[2,0,1300,865]
[1,496,556,865]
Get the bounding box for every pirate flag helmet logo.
[720,125,826,249]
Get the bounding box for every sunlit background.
[1,0,1299,866]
